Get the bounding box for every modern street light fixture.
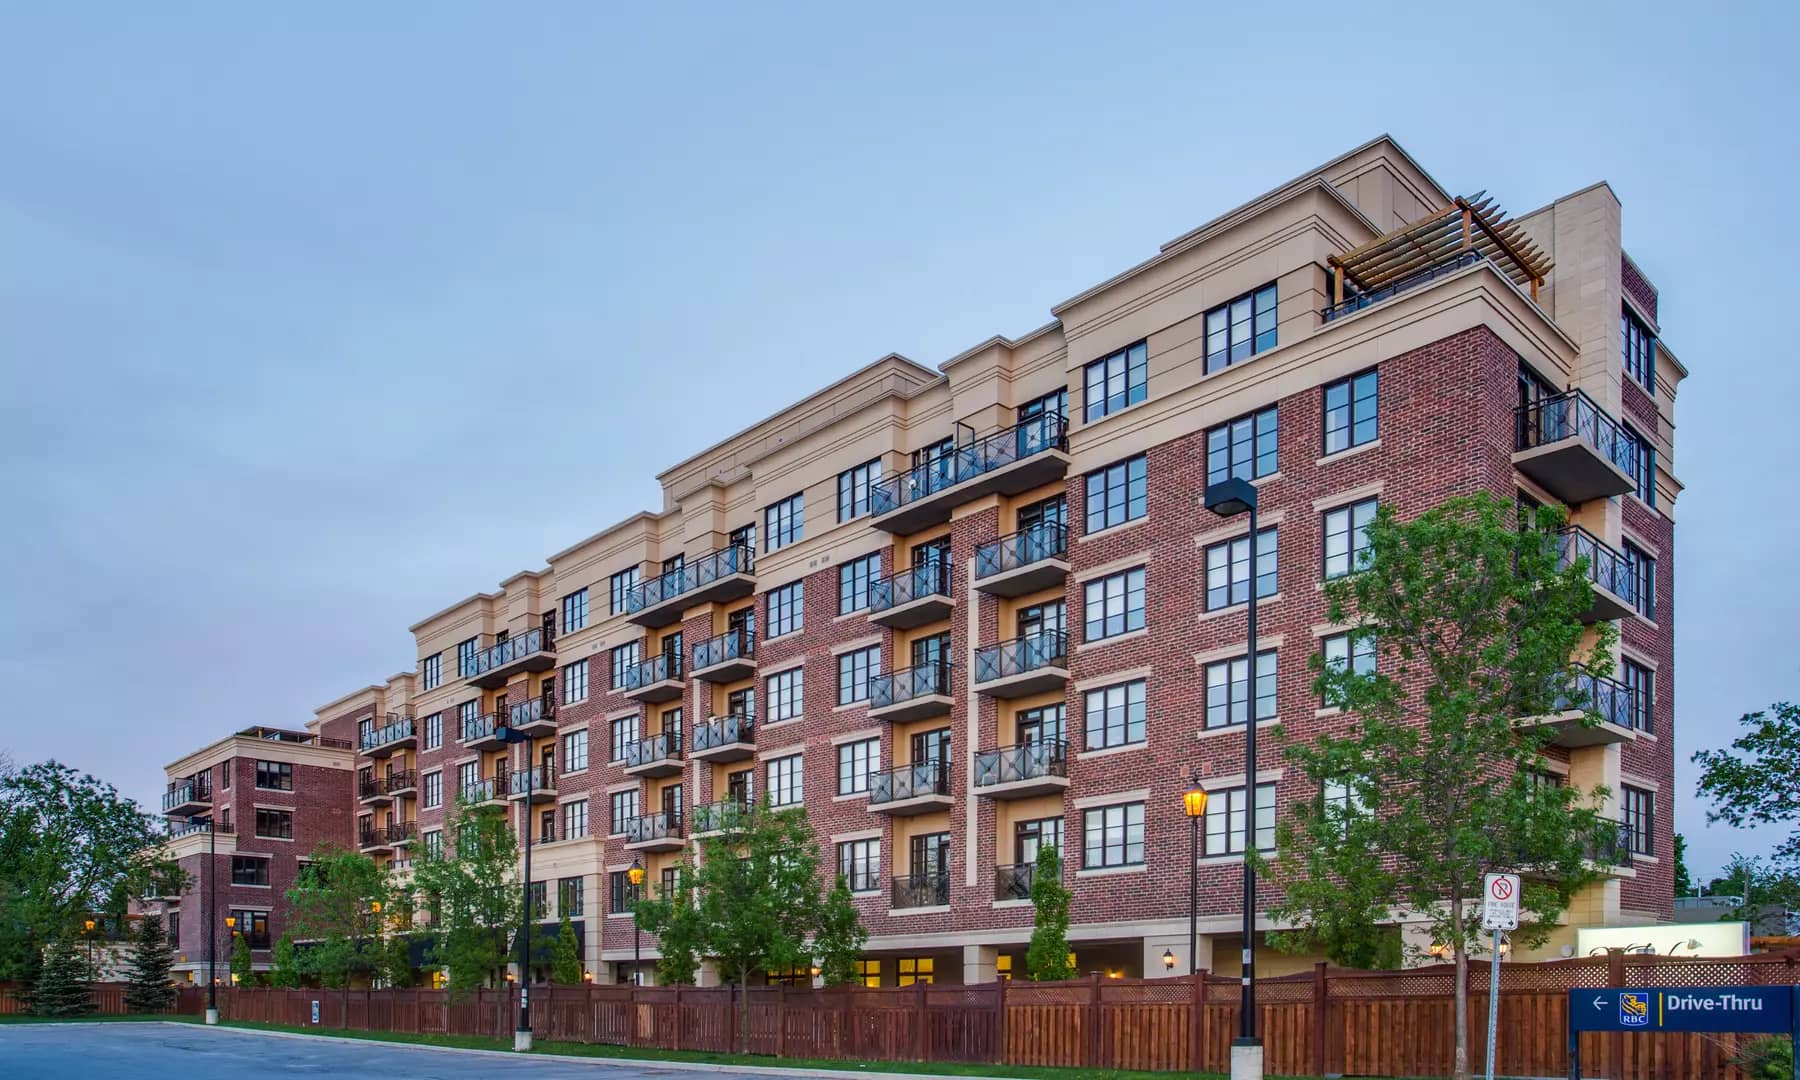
[627,859,646,986]
[1182,775,1209,977]
[188,813,219,1025]
[1202,475,1263,1080]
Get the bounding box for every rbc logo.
[1619,992,1650,1028]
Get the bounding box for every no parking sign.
[1481,872,1519,931]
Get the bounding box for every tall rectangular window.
[1203,527,1279,610]
[422,771,442,809]
[610,642,640,689]
[1322,498,1378,579]
[1323,369,1379,454]
[838,553,880,614]
[562,659,588,704]
[609,716,640,763]
[765,492,805,552]
[1083,679,1146,750]
[456,761,478,799]
[561,588,588,633]
[767,668,804,723]
[254,809,293,840]
[422,830,442,858]
[1203,784,1276,855]
[1083,341,1148,421]
[767,581,804,637]
[457,700,479,743]
[1084,455,1147,534]
[254,761,293,791]
[1082,567,1146,642]
[609,567,640,615]
[1082,802,1145,868]
[837,838,881,892]
[1206,407,1278,486]
[1321,631,1376,707]
[422,712,442,751]
[1623,541,1656,620]
[420,653,441,691]
[563,799,589,840]
[838,459,883,522]
[1621,306,1655,389]
[609,871,631,913]
[456,637,479,679]
[1622,423,1656,507]
[1204,284,1278,373]
[767,754,804,806]
[1203,651,1277,729]
[559,876,585,917]
[1621,659,1653,734]
[837,738,879,796]
[609,789,638,834]
[837,646,880,706]
[563,730,588,773]
[1622,786,1655,855]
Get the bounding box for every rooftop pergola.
[1328,193,1553,305]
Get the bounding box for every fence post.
[1191,970,1205,1072]
[1607,948,1626,1080]
[840,984,852,1059]
[913,979,928,1061]
[672,986,683,1052]
[993,976,1007,1065]
[777,983,788,1058]
[1087,971,1103,1068]
[1313,961,1329,1079]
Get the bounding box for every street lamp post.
[627,859,646,986]
[494,718,534,1051]
[1203,476,1263,1080]
[189,813,219,1025]
[84,919,96,975]
[1183,776,1209,976]
[225,916,238,985]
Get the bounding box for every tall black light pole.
[1203,476,1262,1080]
[189,812,219,1025]
[1182,774,1208,976]
[627,859,646,985]
[495,718,533,1051]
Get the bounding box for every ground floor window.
[854,959,881,987]
[898,956,934,986]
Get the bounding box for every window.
[609,716,640,763]
[1082,567,1146,642]
[765,492,805,552]
[837,646,880,705]
[422,830,443,858]
[254,761,293,791]
[563,730,588,773]
[229,910,271,949]
[1204,651,1277,729]
[420,653,441,691]
[898,957,934,986]
[1323,498,1378,579]
[540,809,557,845]
[768,667,804,723]
[1321,779,1365,833]
[1622,786,1655,856]
[1323,369,1379,454]
[727,686,755,721]
[837,838,881,892]
[1084,679,1146,750]
[219,762,230,789]
[837,738,879,796]
[559,876,585,917]
[1621,306,1655,389]
[456,637,479,679]
[768,754,804,806]
[609,567,640,616]
[610,642,641,690]
[1621,423,1656,507]
[839,553,880,614]
[561,588,588,633]
[422,771,442,809]
[527,882,547,919]
[254,809,293,840]
[231,856,270,887]
[609,790,639,835]
[563,799,589,840]
[1206,407,1278,486]
[1623,541,1656,620]
[557,659,588,705]
[838,459,883,522]
[609,871,632,914]
[854,959,881,987]
[1622,660,1654,734]
[1083,341,1148,421]
[1321,631,1376,707]
[1203,783,1276,855]
[1205,284,1278,373]
[1084,455,1147,534]
[457,700,479,743]
[1083,802,1145,869]
[767,581,804,638]
[422,712,441,751]
[456,761,478,799]
[660,866,679,899]
[1203,527,1279,610]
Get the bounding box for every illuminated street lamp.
[1183,778,1209,976]
[627,859,647,985]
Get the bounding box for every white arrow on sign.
[1592,995,1608,1012]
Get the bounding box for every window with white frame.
[1082,802,1145,868]
[1203,650,1277,729]
[1082,567,1145,642]
[1203,783,1276,855]
[765,492,805,551]
[1322,498,1377,580]
[767,667,804,723]
[768,754,804,806]
[837,738,879,796]
[562,659,588,704]
[767,581,804,637]
[1203,527,1279,611]
[1083,679,1146,750]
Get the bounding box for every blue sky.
[1,3,1794,880]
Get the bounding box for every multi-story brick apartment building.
[157,136,1680,988]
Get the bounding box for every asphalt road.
[0,1022,850,1079]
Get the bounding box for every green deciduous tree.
[269,932,303,989]
[1695,702,1800,866]
[30,937,93,1017]
[410,800,520,995]
[230,931,254,986]
[122,914,176,1013]
[380,933,415,988]
[551,914,582,985]
[1673,834,1693,896]
[284,844,392,1016]
[1025,845,1074,982]
[813,875,869,987]
[1266,494,1616,1080]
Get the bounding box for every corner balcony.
[621,652,685,704]
[507,763,556,802]
[1517,669,1642,749]
[868,561,954,629]
[870,415,1070,534]
[1514,390,1638,505]
[974,524,1068,597]
[972,741,1069,799]
[461,711,506,750]
[690,800,754,839]
[161,778,212,816]
[891,871,950,911]
[1557,527,1638,623]
[691,628,756,684]
[972,632,1068,698]
[868,761,953,816]
[507,696,558,738]
[623,730,685,778]
[625,546,756,628]
[690,714,755,763]
[868,661,953,724]
[465,626,556,689]
[360,715,416,758]
[623,810,685,853]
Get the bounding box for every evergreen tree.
[550,915,582,985]
[30,937,93,1017]
[813,876,869,986]
[1024,845,1074,981]
[230,932,253,986]
[381,934,415,988]
[269,933,303,989]
[122,914,176,1013]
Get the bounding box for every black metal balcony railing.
[870,660,952,711]
[1321,249,1483,322]
[690,800,755,835]
[361,715,415,752]
[461,711,501,744]
[870,414,1069,518]
[1588,818,1635,867]
[692,627,755,671]
[868,761,951,805]
[1516,389,1641,478]
[469,626,554,680]
[973,632,1067,684]
[625,545,755,616]
[1549,668,1648,732]
[973,741,1068,789]
[975,524,1068,580]
[508,764,554,797]
[891,872,951,909]
[868,560,953,614]
[160,778,211,813]
[994,862,1040,902]
[624,729,683,769]
[360,769,418,799]
[359,821,417,848]
[1556,527,1638,609]
[692,714,753,754]
[624,810,684,845]
[623,652,684,692]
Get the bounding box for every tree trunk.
[1452,945,1470,1080]
[738,963,752,1055]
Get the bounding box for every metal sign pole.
[1484,928,1502,1080]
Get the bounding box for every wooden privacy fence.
[0,981,205,1016]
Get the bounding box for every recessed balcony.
[359,821,415,854]
[1556,527,1639,623]
[690,800,754,839]
[890,872,950,911]
[868,561,954,629]
[161,778,212,816]
[1517,669,1643,749]
[625,546,756,628]
[972,632,1068,698]
[359,769,417,805]
[1585,819,1637,877]
[972,741,1069,799]
[691,628,756,684]
[465,626,557,689]
[622,652,686,704]
[1514,390,1639,504]
[461,711,506,750]
[993,863,1040,903]
[360,714,417,757]
[460,774,507,807]
[624,730,685,778]
[870,415,1070,534]
[506,764,556,802]
[974,524,1069,598]
[623,810,685,853]
[507,696,558,737]
[690,714,755,763]
[868,761,954,816]
[868,661,953,724]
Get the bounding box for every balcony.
[1517,670,1642,749]
[621,652,686,704]
[870,415,1070,534]
[974,524,1069,597]
[1587,819,1637,875]
[1514,390,1638,504]
[868,661,953,724]
[994,863,1040,903]
[507,764,556,802]
[461,711,505,750]
[507,696,558,737]
[625,546,756,628]
[868,561,954,629]
[1557,527,1638,623]
[623,730,685,778]
[461,774,507,807]
[361,714,416,757]
[690,800,755,839]
[359,769,418,805]
[972,632,1068,698]
[891,872,951,911]
[465,626,557,689]
[161,778,212,816]
[868,761,954,816]
[973,741,1069,799]
[623,810,685,853]
[690,714,755,763]
[359,821,416,853]
[691,628,756,683]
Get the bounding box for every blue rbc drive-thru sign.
[1567,986,1799,1079]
